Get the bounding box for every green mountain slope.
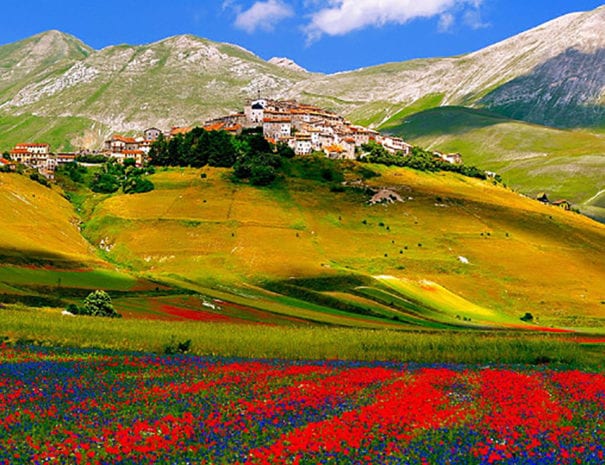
[0,114,105,152]
[384,106,605,219]
[0,30,91,103]
[70,166,605,330]
[0,32,310,142]
[292,6,605,129]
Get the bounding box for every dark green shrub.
[75,154,108,164]
[123,176,154,194]
[81,290,120,318]
[249,165,277,186]
[65,303,81,315]
[164,336,192,354]
[29,172,50,187]
[90,173,120,193]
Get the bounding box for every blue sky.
[2,0,603,73]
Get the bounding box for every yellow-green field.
[2,166,605,331]
[0,174,100,265]
[75,166,605,329]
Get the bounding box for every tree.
[276,143,295,159]
[207,131,237,167]
[123,176,154,194]
[90,172,120,193]
[58,162,87,183]
[149,133,169,166]
[29,172,50,187]
[82,290,120,318]
[167,136,183,166]
[232,151,281,186]
[249,164,277,186]
[189,129,210,167]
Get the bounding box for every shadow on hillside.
[480,48,605,129]
[385,106,512,139]
[0,248,88,269]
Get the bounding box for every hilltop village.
[3,98,464,179]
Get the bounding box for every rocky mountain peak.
[268,57,308,74]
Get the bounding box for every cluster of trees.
[29,172,51,187]
[149,128,296,186]
[149,129,236,168]
[91,159,155,194]
[58,158,155,194]
[359,142,489,180]
[75,154,108,164]
[233,133,296,186]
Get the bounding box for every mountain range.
[0,5,604,217]
[1,6,604,135]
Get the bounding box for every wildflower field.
[1,345,604,464]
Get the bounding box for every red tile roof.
[325,144,344,153]
[170,127,193,136]
[263,118,291,123]
[224,124,242,132]
[112,135,137,143]
[15,143,50,147]
[203,122,225,132]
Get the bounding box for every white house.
[10,143,51,166]
[291,134,313,155]
[144,127,162,141]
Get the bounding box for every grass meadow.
[388,106,605,215]
[2,307,602,367]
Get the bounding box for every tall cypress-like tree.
[149,133,169,166]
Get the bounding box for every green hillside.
[0,114,105,152]
[73,165,605,330]
[2,163,605,331]
[383,106,605,219]
[0,30,91,103]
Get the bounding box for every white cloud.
[234,0,294,33]
[438,13,455,32]
[463,9,490,29]
[305,0,485,40]
[222,0,237,11]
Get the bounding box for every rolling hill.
[383,106,605,220]
[15,162,602,330]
